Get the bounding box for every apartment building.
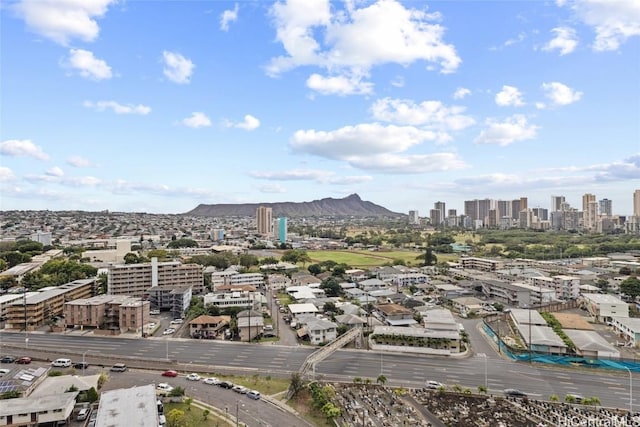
[64,294,149,332]
[582,293,629,323]
[107,257,203,297]
[146,285,192,319]
[460,257,504,272]
[5,279,95,330]
[203,290,264,309]
[256,206,273,237]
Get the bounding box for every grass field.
[164,402,232,426]
[307,249,429,268]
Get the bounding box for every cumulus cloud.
[475,115,538,146]
[290,123,436,159]
[162,51,194,84]
[83,100,151,115]
[495,85,525,107]
[267,0,460,94]
[65,49,112,80]
[67,156,92,168]
[220,3,239,31]
[453,87,471,99]
[0,167,16,182]
[557,0,640,51]
[224,114,261,131]
[540,82,583,107]
[370,98,475,138]
[0,139,50,160]
[45,166,64,177]
[543,27,579,55]
[306,74,374,96]
[13,0,116,45]
[181,112,212,128]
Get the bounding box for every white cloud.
[220,3,239,31]
[250,168,374,185]
[453,87,471,99]
[348,153,468,174]
[0,139,50,160]
[83,100,151,115]
[475,115,539,146]
[13,0,116,45]
[495,85,525,107]
[65,49,112,80]
[370,98,475,137]
[268,0,461,93]
[67,156,92,168]
[290,123,437,159]
[0,167,16,182]
[259,184,287,193]
[162,51,194,84]
[541,82,583,106]
[224,114,261,131]
[391,76,405,88]
[306,73,374,96]
[558,0,640,51]
[45,166,64,177]
[543,27,579,55]
[181,112,212,128]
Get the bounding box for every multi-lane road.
[0,329,635,410]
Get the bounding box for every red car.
[161,370,178,377]
[15,357,32,364]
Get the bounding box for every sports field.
[307,249,425,268]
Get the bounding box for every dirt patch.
[551,312,594,330]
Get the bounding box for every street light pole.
[82,351,89,376]
[236,400,239,427]
[624,366,633,414]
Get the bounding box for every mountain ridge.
[184,193,404,217]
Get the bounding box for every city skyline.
[1,1,638,215]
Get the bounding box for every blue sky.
[1,0,639,216]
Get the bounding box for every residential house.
[296,316,337,345]
[188,315,231,339]
[376,303,417,326]
[237,310,264,342]
[450,296,484,317]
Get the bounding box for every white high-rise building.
[408,210,420,225]
[582,193,597,231]
[634,189,640,217]
[551,195,565,212]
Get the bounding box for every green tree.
[320,277,341,297]
[376,374,387,385]
[168,386,185,397]
[85,387,99,403]
[289,372,305,398]
[423,247,437,266]
[167,238,198,249]
[621,277,640,300]
[184,397,193,411]
[308,264,322,275]
[166,409,186,427]
[124,252,140,264]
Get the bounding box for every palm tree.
[376,374,387,385]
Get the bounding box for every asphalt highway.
[0,331,635,411]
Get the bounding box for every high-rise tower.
[256,206,273,237]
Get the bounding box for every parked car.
[162,370,178,377]
[51,358,72,368]
[425,380,444,390]
[247,390,261,400]
[74,362,89,370]
[156,383,174,396]
[15,357,31,364]
[109,363,127,372]
[170,318,183,325]
[504,388,527,397]
[0,356,15,363]
[186,373,201,381]
[150,309,161,315]
[232,385,248,394]
[76,408,91,421]
[202,377,220,385]
[0,368,10,377]
[219,381,234,389]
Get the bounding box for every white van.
[52,358,72,368]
